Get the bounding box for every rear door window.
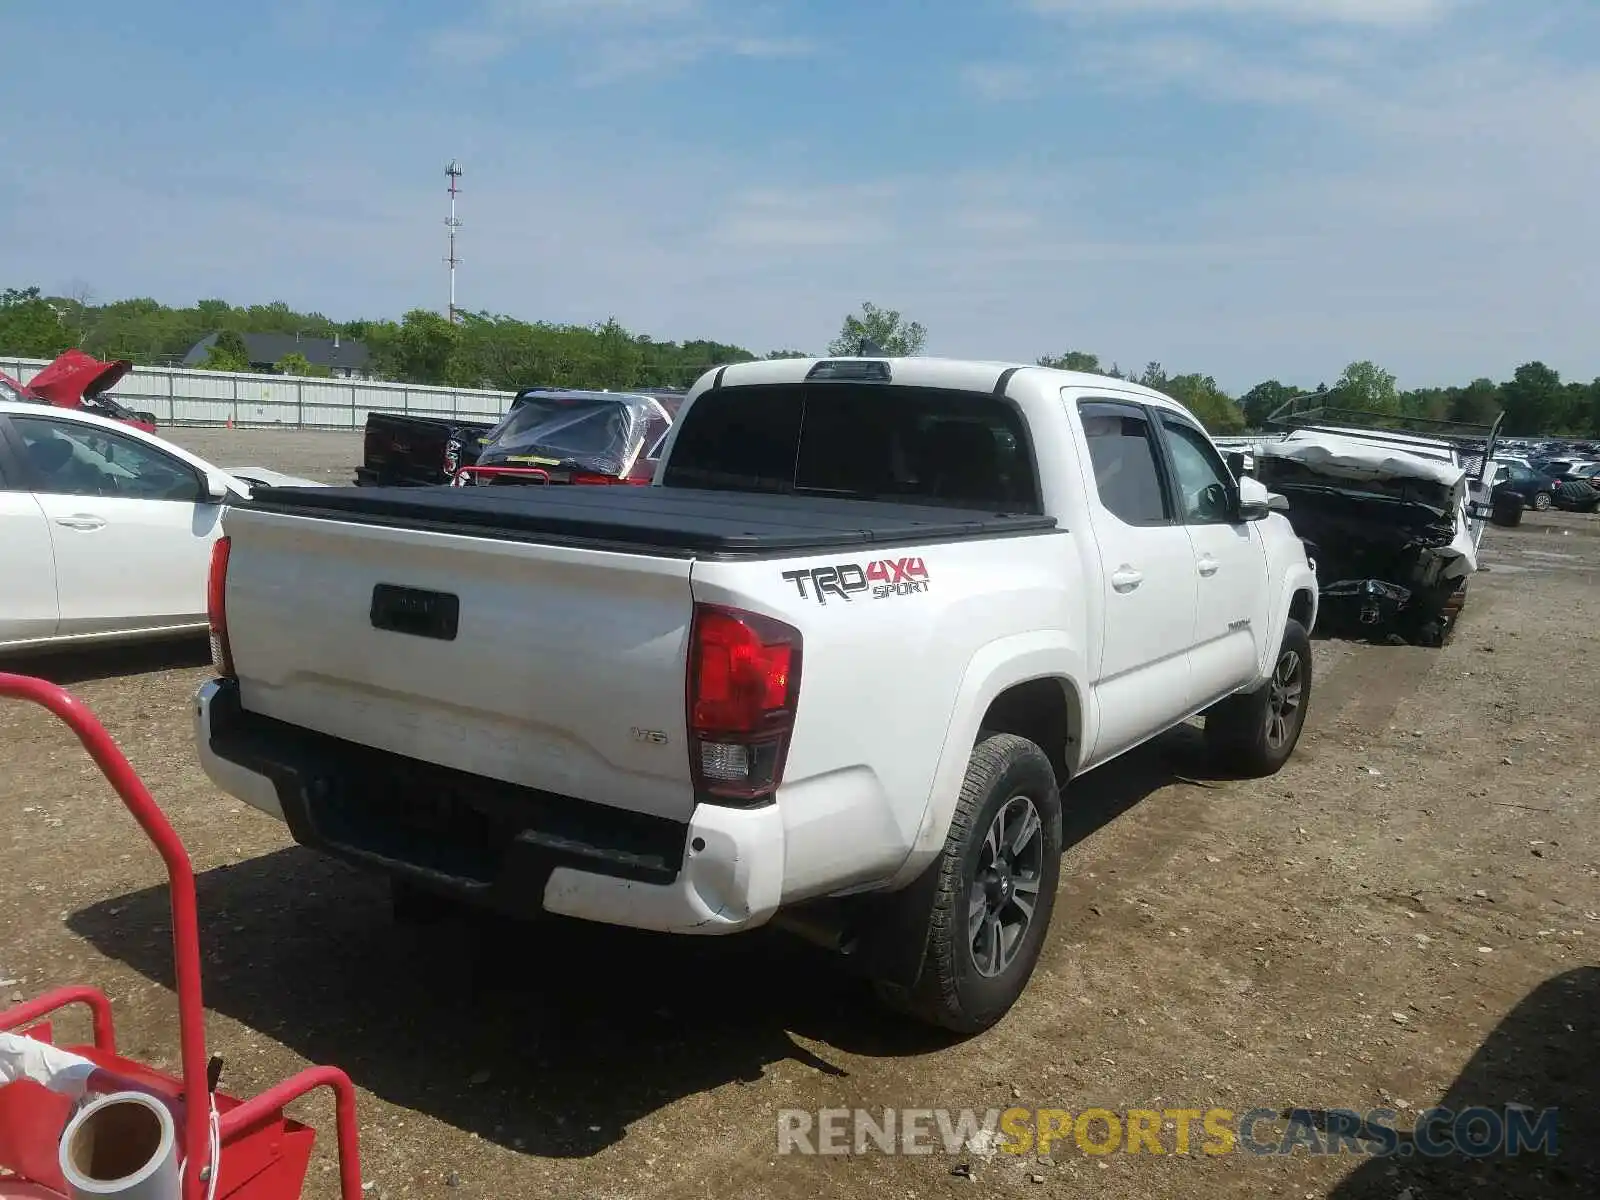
[662,383,1040,512]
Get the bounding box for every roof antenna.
[857,337,886,356]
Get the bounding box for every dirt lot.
[3,429,1596,1198]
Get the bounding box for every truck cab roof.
[701,355,1182,412]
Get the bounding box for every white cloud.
[1022,0,1458,28]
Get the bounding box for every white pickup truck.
[195,356,1318,1032]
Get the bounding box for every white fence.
[0,356,516,430]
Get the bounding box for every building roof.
[182,331,371,371]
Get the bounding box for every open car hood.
[26,349,133,405]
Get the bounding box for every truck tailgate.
[222,506,697,821]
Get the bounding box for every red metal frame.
[0,673,363,1200]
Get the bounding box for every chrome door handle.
[1111,566,1143,592]
[1197,555,1220,577]
[55,515,106,531]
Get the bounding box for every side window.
[1077,400,1171,526]
[1159,413,1236,524]
[11,416,203,502]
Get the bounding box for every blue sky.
[2,0,1597,391]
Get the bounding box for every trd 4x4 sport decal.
[781,557,929,605]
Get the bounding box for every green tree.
[765,348,810,359]
[1165,373,1246,435]
[827,301,927,357]
[1500,362,1564,435]
[1238,380,1298,428]
[387,309,459,385]
[273,351,331,378]
[204,329,252,371]
[1137,361,1169,391]
[1332,361,1400,417]
[1584,379,1600,436]
[1036,350,1101,373]
[1447,378,1502,426]
[0,287,72,358]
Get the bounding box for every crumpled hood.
[1258,431,1466,491]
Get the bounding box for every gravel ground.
[2,430,1596,1199]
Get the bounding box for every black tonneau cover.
[240,484,1059,559]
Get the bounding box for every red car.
[0,349,157,433]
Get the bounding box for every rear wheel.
[1206,619,1312,777]
[873,733,1062,1034]
[1532,491,1553,511]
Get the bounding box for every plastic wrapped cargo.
[466,390,674,484]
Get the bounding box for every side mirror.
[1235,475,1273,521]
[1268,492,1290,512]
[202,472,233,503]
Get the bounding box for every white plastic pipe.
[58,1091,180,1200]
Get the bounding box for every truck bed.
[241,484,1059,559]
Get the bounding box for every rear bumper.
[192,678,785,934]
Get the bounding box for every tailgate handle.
[370,583,460,641]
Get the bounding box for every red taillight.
[207,536,235,678]
[570,471,618,485]
[687,604,802,805]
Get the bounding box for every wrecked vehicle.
[1,350,157,432]
[1254,430,1486,647]
[451,388,678,487]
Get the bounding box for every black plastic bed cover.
[238,484,1059,559]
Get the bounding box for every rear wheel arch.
[888,640,1092,892]
[977,676,1082,788]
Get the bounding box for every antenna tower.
[445,161,463,323]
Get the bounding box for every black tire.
[873,733,1063,1034]
[1532,490,1553,511]
[1555,481,1596,511]
[1205,619,1312,777]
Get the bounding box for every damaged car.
[1254,430,1485,647]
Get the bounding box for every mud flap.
[848,856,946,990]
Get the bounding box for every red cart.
[0,674,363,1199]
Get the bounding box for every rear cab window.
[662,383,1042,513]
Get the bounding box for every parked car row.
[1489,459,1600,515]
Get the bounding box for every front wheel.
[1205,619,1313,777]
[1532,491,1553,511]
[873,733,1063,1034]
